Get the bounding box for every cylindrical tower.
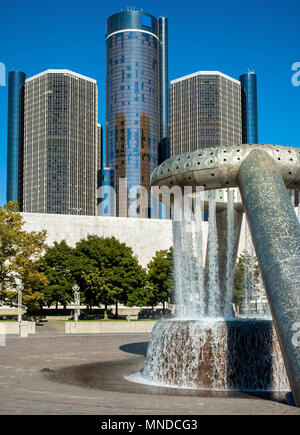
[106,10,168,216]
[6,70,26,208]
[158,17,170,163]
[239,71,258,144]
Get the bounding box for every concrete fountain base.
[141,318,290,392]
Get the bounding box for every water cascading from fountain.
[243,220,251,314]
[172,219,185,318]
[224,188,235,318]
[140,318,289,391]
[289,189,300,225]
[173,189,226,319]
[173,188,235,320]
[195,208,205,318]
[170,188,274,322]
[290,189,295,208]
[135,186,290,392]
[207,190,221,317]
[243,220,256,315]
[242,218,270,318]
[173,210,205,319]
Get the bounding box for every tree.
[0,201,23,292]
[129,248,173,312]
[0,202,47,312]
[40,240,76,310]
[233,250,260,307]
[73,235,146,317]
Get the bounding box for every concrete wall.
[0,308,25,315]
[20,212,255,268]
[21,213,175,268]
[65,321,156,334]
[24,208,300,269]
[0,321,36,335]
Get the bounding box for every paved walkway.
[0,327,299,415]
[34,318,66,336]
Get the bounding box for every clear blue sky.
[0,0,299,207]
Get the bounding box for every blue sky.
[0,0,299,207]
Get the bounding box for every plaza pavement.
[0,320,299,415]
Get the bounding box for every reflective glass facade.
[106,10,168,216]
[97,124,103,171]
[158,17,170,163]
[23,70,98,216]
[171,72,242,155]
[240,72,258,144]
[6,71,26,207]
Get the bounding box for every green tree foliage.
[0,201,22,291]
[72,235,147,315]
[40,240,76,310]
[0,202,47,312]
[129,248,173,312]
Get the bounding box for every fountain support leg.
[237,149,300,407]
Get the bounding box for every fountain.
[132,145,300,405]
[139,196,289,392]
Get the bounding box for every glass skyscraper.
[170,71,242,155]
[6,70,26,208]
[239,71,258,144]
[170,71,242,216]
[23,70,98,216]
[105,9,169,216]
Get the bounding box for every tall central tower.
[105,10,169,216]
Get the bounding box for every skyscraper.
[240,71,258,144]
[158,16,170,163]
[170,71,242,156]
[105,9,169,216]
[6,70,26,208]
[23,70,98,216]
[97,123,103,171]
[97,123,103,197]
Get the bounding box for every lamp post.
[72,284,80,322]
[17,283,23,323]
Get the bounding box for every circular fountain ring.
[141,319,290,392]
[151,144,300,192]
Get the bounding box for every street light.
[72,284,80,322]
[17,283,24,323]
